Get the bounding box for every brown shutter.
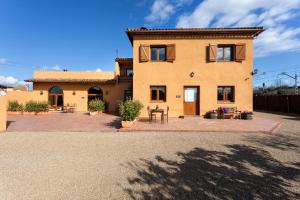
[139,45,150,62]
[235,43,246,61]
[208,44,217,62]
[166,44,176,61]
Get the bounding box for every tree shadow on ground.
[246,134,300,153]
[124,145,300,200]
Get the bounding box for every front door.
[184,87,199,115]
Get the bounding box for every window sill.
[150,101,166,103]
[150,60,167,62]
[217,101,235,104]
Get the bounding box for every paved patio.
[0,111,299,200]
[6,112,281,133]
[122,116,281,133]
[7,112,120,132]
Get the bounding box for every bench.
[218,107,241,119]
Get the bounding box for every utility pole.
[279,72,298,95]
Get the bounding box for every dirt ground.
[0,111,299,200]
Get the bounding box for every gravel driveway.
[0,111,299,200]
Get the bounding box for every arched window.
[88,86,103,102]
[48,86,64,111]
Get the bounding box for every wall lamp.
[72,91,76,95]
[190,72,195,78]
[40,91,43,95]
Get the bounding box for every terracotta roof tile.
[25,78,116,84]
[126,27,265,44]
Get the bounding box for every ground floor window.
[124,90,132,100]
[88,86,103,102]
[48,86,64,111]
[150,86,166,102]
[218,86,235,102]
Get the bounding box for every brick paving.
[124,117,281,133]
[7,112,280,133]
[7,112,121,132]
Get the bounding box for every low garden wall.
[0,96,6,132]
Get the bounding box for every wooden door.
[184,87,199,115]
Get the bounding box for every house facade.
[25,27,264,117]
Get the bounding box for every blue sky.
[1,0,300,87]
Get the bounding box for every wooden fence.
[253,95,300,114]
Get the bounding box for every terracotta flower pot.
[121,121,134,128]
[23,112,35,116]
[242,113,253,120]
[209,113,218,119]
[89,111,98,116]
[7,111,23,115]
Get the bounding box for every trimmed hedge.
[7,100,23,112]
[24,101,49,112]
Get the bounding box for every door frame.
[48,94,64,111]
[183,86,200,116]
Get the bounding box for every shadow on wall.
[123,144,300,200]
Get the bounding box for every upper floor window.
[151,47,166,61]
[150,86,166,102]
[208,44,245,62]
[125,68,133,77]
[218,86,235,102]
[217,46,233,61]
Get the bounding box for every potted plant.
[205,110,218,119]
[241,111,253,120]
[35,102,49,115]
[23,101,37,115]
[88,99,105,116]
[119,100,143,128]
[7,100,23,115]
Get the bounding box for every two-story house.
[24,27,264,117]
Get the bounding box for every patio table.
[149,108,165,123]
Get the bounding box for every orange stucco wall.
[6,91,45,105]
[0,96,6,132]
[32,82,131,112]
[132,38,254,117]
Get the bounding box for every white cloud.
[86,68,103,72]
[176,0,300,57]
[145,0,192,25]
[51,65,62,71]
[0,58,8,65]
[0,76,18,85]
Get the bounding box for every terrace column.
[0,96,6,132]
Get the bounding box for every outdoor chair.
[218,107,241,119]
[163,106,169,123]
[147,106,156,123]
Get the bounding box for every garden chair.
[163,106,169,123]
[147,106,156,123]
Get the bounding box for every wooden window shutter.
[139,45,150,62]
[208,44,217,62]
[166,44,176,61]
[235,43,246,61]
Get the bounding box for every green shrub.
[119,100,143,121]
[35,101,49,112]
[24,101,48,112]
[88,99,105,112]
[7,100,23,112]
[25,101,37,112]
